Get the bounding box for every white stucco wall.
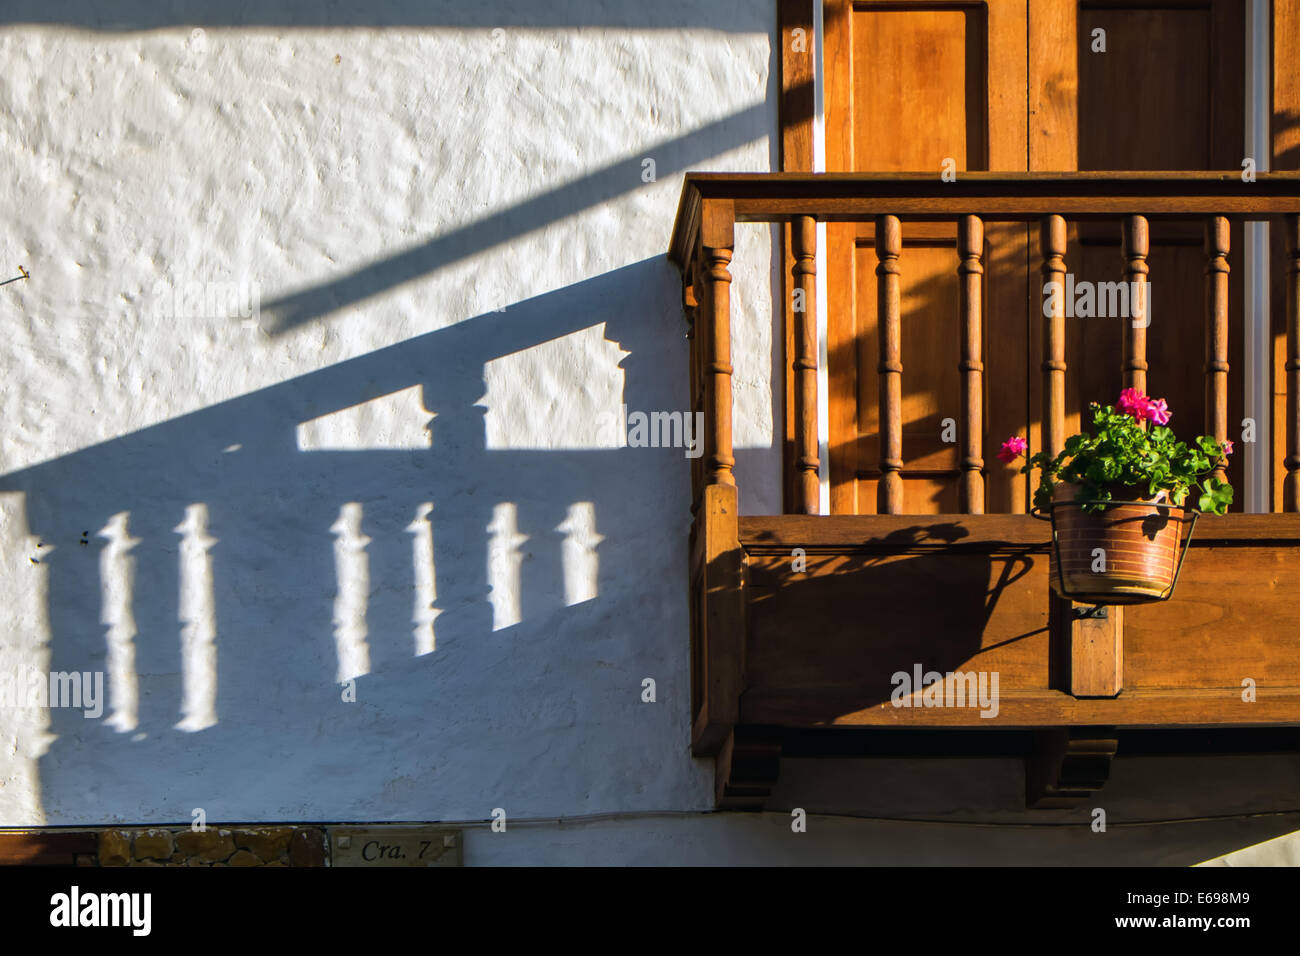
[1,1,1297,865]
[0,1,780,829]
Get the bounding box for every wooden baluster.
[876,215,904,514]
[958,215,985,514]
[701,200,736,488]
[684,273,703,511]
[792,215,820,514]
[1122,215,1150,393]
[1041,215,1068,458]
[1205,216,1230,486]
[1285,214,1300,511]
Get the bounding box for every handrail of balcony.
[667,171,1300,517]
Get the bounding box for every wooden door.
[818,0,1246,514]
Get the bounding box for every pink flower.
[997,436,1027,464]
[1116,387,1172,425]
[1116,387,1149,420]
[1223,440,1234,456]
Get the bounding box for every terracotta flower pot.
[1048,482,1187,603]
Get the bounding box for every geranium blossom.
[1116,387,1171,425]
[1116,387,1148,419]
[997,436,1027,463]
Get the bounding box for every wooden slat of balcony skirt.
[740,689,1300,728]
[737,513,1300,552]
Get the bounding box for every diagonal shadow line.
[0,259,666,485]
[259,100,777,334]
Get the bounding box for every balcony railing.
[670,171,1300,516]
[667,172,1300,808]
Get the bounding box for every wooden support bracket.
[1026,727,1119,809]
[716,726,785,810]
[1070,603,1123,698]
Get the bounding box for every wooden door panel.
[1078,1,1243,172]
[852,4,987,171]
[1078,5,1212,170]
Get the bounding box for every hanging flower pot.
[1046,481,1193,603]
[999,388,1234,606]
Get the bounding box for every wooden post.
[792,215,820,514]
[876,214,904,514]
[689,483,745,757]
[958,215,985,514]
[1071,606,1124,698]
[1286,214,1300,512]
[1041,215,1067,458]
[1122,215,1150,393]
[701,200,736,489]
[1205,216,1230,486]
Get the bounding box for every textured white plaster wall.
[0,2,779,828]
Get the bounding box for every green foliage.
[1023,403,1234,515]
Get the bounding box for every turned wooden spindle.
[1285,214,1300,512]
[701,201,736,488]
[958,214,985,514]
[1205,216,1230,486]
[684,275,703,509]
[792,215,820,514]
[1041,215,1068,458]
[876,214,904,514]
[1121,215,1150,394]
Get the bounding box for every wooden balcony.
[668,172,1300,809]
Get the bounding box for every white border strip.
[1245,0,1271,513]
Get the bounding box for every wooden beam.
[1026,728,1118,809]
[1071,605,1123,698]
[737,511,1300,551]
[715,726,784,809]
[691,483,745,756]
[667,173,1300,262]
[741,689,1300,729]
